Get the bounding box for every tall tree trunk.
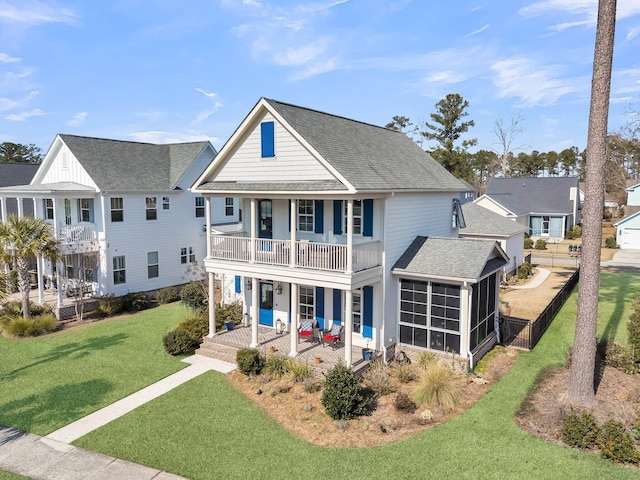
[568,0,616,407]
[16,255,32,319]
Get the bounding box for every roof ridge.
[59,134,208,147]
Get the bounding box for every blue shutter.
[88,199,94,223]
[314,200,324,234]
[333,289,342,325]
[333,200,342,235]
[261,122,275,157]
[362,285,373,338]
[316,287,325,329]
[363,199,373,237]
[235,276,241,294]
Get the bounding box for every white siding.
[214,112,335,183]
[474,196,511,216]
[40,144,98,188]
[504,233,525,273]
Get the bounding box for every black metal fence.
[500,268,580,350]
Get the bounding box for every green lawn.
[0,303,188,435]
[72,272,640,480]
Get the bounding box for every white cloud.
[520,0,640,30]
[66,112,87,127]
[0,1,77,26]
[195,88,218,98]
[0,52,20,63]
[491,57,579,106]
[273,39,330,66]
[4,108,44,121]
[466,24,490,37]
[194,88,222,122]
[127,130,219,144]
[0,91,38,112]
[626,25,640,41]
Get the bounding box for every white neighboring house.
[614,211,640,249]
[0,134,240,308]
[460,202,528,279]
[191,98,508,368]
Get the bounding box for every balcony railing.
[209,235,381,273]
[57,225,98,245]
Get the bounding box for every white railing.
[209,235,381,273]
[58,225,97,244]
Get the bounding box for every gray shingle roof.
[264,99,465,192]
[198,180,347,192]
[392,236,507,282]
[0,163,39,188]
[484,176,579,215]
[59,135,210,192]
[460,202,528,237]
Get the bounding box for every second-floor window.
[180,247,195,264]
[163,197,170,210]
[110,198,123,222]
[146,197,157,220]
[195,197,205,217]
[113,256,126,284]
[78,198,93,222]
[344,200,362,235]
[44,199,54,220]
[225,197,234,216]
[298,200,314,232]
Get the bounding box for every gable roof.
[392,236,508,282]
[460,202,528,237]
[484,176,578,215]
[614,210,640,227]
[0,163,39,188]
[195,98,466,194]
[626,182,640,192]
[57,135,212,192]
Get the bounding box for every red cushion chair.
[322,324,343,349]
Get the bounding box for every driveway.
[601,249,640,268]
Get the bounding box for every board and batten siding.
[39,144,98,189]
[214,112,335,183]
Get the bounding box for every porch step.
[195,337,239,364]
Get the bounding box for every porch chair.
[298,319,317,343]
[322,324,343,350]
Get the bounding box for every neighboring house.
[614,211,640,249]
[626,182,640,206]
[459,202,528,278]
[192,98,508,368]
[0,134,239,307]
[0,162,39,219]
[458,179,477,205]
[475,176,581,241]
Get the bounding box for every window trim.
[79,198,92,223]
[147,251,159,279]
[344,200,362,235]
[297,199,314,232]
[181,246,195,264]
[162,197,170,210]
[146,197,157,220]
[110,197,124,222]
[225,197,234,216]
[195,197,205,218]
[113,255,126,285]
[44,199,54,220]
[352,290,362,334]
[299,285,315,322]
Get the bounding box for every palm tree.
[568,0,617,407]
[0,215,59,319]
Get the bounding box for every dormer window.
[261,121,275,158]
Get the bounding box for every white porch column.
[17,197,23,217]
[250,277,259,347]
[289,282,298,357]
[0,197,6,221]
[346,199,353,274]
[207,272,216,337]
[460,282,471,358]
[52,198,59,238]
[344,289,353,367]
[250,198,256,264]
[56,260,64,308]
[37,255,44,304]
[290,199,296,268]
[205,197,211,259]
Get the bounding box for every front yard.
[2,272,640,479]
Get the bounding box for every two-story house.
[0,134,239,309]
[192,98,508,368]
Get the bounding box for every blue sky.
[1,0,639,157]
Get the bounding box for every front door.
[259,282,274,326]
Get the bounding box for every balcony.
[209,234,381,273]
[56,225,100,253]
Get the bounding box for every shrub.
[599,340,636,374]
[303,377,322,393]
[534,239,547,250]
[321,363,372,420]
[1,301,52,318]
[390,362,416,383]
[288,362,312,383]
[236,348,265,376]
[627,293,640,364]
[605,237,617,249]
[177,313,208,345]
[394,391,417,413]
[217,301,242,326]
[561,410,599,449]
[0,313,58,337]
[162,329,194,355]
[524,237,534,249]
[517,262,532,280]
[180,282,207,310]
[362,368,394,396]
[597,420,640,464]
[417,351,437,370]
[264,354,290,379]
[565,230,575,240]
[97,294,123,316]
[156,286,181,304]
[571,224,582,237]
[412,362,463,409]
[122,292,149,311]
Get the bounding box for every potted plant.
[224,320,234,331]
[362,338,374,361]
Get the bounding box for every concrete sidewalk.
[509,267,551,289]
[0,355,235,479]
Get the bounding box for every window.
[110,197,123,222]
[147,251,159,278]
[113,256,126,284]
[299,286,314,321]
[225,197,234,216]
[180,247,195,264]
[399,279,461,354]
[469,273,497,351]
[352,291,362,334]
[530,215,563,237]
[261,121,275,157]
[195,197,205,217]
[163,197,170,210]
[146,197,157,220]
[44,199,54,220]
[344,200,362,235]
[298,199,314,232]
[79,199,92,222]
